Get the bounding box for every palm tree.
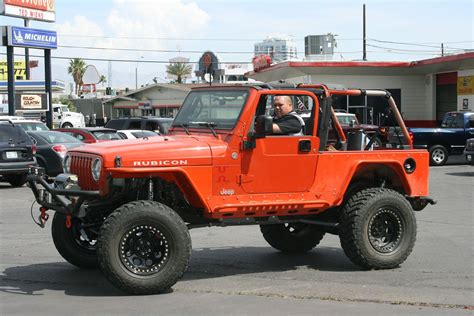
[68,58,86,95]
[166,62,192,84]
[99,75,107,86]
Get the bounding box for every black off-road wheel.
[260,223,325,253]
[51,213,98,269]
[6,174,27,187]
[429,145,448,166]
[339,188,416,269]
[97,201,191,295]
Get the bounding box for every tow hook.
[37,206,50,228]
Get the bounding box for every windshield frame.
[173,88,250,131]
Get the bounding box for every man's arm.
[272,123,283,134]
[272,115,302,135]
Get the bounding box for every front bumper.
[464,150,474,165]
[27,166,100,217]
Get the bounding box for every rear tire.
[339,188,416,269]
[6,174,27,187]
[429,145,448,166]
[62,122,73,128]
[51,213,98,269]
[97,201,191,295]
[260,223,325,253]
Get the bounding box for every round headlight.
[91,158,102,181]
[63,155,71,173]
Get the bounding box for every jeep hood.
[69,135,213,167]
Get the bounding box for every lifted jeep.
[27,83,435,295]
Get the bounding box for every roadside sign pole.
[7,45,15,116]
[24,19,30,80]
[44,49,53,128]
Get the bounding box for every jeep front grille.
[70,154,99,190]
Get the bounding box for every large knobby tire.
[260,223,325,253]
[97,201,191,295]
[339,188,416,269]
[6,174,27,187]
[51,212,98,269]
[429,145,448,166]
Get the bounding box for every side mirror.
[349,119,356,128]
[255,115,273,135]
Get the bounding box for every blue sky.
[1,0,473,89]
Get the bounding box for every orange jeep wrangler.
[27,83,435,295]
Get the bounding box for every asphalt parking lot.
[0,157,472,315]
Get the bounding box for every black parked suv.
[0,121,37,187]
[105,117,173,134]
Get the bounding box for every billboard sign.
[1,0,56,22]
[15,94,47,111]
[7,26,57,49]
[457,76,474,95]
[0,60,26,80]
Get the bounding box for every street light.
[135,56,144,90]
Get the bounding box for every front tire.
[260,223,325,253]
[62,122,73,128]
[429,145,448,166]
[339,188,416,269]
[51,213,98,269]
[97,201,191,295]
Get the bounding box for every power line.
[57,34,264,41]
[57,33,363,42]
[369,38,473,49]
[59,45,254,54]
[367,43,463,54]
[0,52,251,64]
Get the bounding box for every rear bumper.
[27,166,100,216]
[0,159,36,175]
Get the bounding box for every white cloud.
[52,0,210,88]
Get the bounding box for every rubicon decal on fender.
[132,160,188,167]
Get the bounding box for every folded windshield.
[173,90,249,130]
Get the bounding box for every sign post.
[6,45,15,116]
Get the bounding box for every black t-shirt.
[273,113,302,135]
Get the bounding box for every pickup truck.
[410,111,474,166]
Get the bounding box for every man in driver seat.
[272,96,305,135]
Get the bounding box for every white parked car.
[0,116,49,131]
[117,130,160,139]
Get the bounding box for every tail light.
[409,131,414,143]
[32,144,37,155]
[52,145,67,159]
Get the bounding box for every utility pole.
[363,4,367,61]
[441,43,444,57]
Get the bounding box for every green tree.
[67,58,86,95]
[166,62,192,84]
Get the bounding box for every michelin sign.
[7,26,57,49]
